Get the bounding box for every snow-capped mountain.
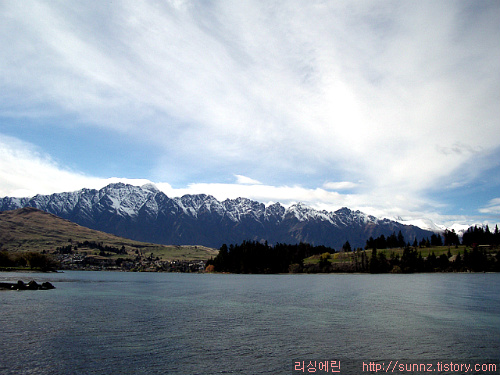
[395,218,479,238]
[0,182,434,249]
[395,218,447,233]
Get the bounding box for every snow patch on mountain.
[98,183,158,218]
[286,202,346,224]
[333,207,377,227]
[0,182,442,231]
[394,217,483,237]
[222,197,266,222]
[0,182,453,248]
[141,183,160,193]
[449,223,484,238]
[396,218,446,233]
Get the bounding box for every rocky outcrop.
[0,280,55,290]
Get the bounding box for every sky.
[1,0,499,228]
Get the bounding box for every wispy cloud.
[479,198,500,215]
[1,1,499,226]
[323,181,358,191]
[0,134,493,228]
[0,135,151,197]
[0,135,98,197]
[234,175,262,185]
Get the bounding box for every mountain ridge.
[1,182,435,249]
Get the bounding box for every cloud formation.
[1,1,499,226]
[480,198,500,216]
[0,135,97,197]
[234,175,262,185]
[323,182,358,191]
[0,135,151,197]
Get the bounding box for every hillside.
[0,207,218,261]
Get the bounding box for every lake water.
[1,271,499,374]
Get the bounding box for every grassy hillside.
[304,246,469,265]
[0,207,218,261]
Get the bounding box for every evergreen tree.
[397,231,405,248]
[387,232,398,248]
[375,235,387,249]
[413,238,418,248]
[430,233,443,246]
[377,252,390,273]
[370,248,379,273]
[365,237,374,250]
[318,252,331,272]
[444,229,460,246]
[454,252,462,271]
[426,252,437,271]
[342,241,352,252]
[401,246,418,273]
[361,251,367,272]
[437,253,450,271]
[463,248,469,269]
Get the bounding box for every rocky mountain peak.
[0,183,435,249]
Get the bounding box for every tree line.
[207,241,500,274]
[365,230,461,250]
[207,225,500,274]
[206,241,335,274]
[56,240,127,256]
[365,226,499,251]
[462,225,500,246]
[0,251,59,271]
[363,246,499,273]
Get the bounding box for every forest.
[0,251,58,271]
[206,241,336,274]
[207,225,500,274]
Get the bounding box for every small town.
[56,252,207,273]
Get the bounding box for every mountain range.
[0,182,436,249]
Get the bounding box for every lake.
[1,271,499,374]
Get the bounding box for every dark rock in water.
[0,280,55,291]
[0,282,14,290]
[41,281,55,290]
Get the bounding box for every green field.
[125,245,219,261]
[304,245,478,265]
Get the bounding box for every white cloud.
[0,135,347,210]
[323,181,358,191]
[0,134,493,229]
[3,1,499,185]
[157,181,342,208]
[0,135,98,197]
[234,175,262,185]
[1,1,499,227]
[0,135,152,197]
[479,198,500,215]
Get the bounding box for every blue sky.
[1,0,499,228]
